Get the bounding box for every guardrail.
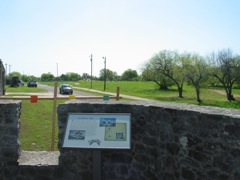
[0,95,122,100]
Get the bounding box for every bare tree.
[210,49,240,101]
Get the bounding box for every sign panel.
[62,113,131,149]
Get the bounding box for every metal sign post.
[93,150,101,180]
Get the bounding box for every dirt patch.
[18,150,60,165]
[212,89,240,98]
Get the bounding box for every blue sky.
[1,0,240,77]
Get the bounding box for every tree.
[99,69,115,81]
[6,73,38,84]
[27,75,38,82]
[21,74,29,82]
[65,72,81,81]
[209,49,240,101]
[145,50,187,97]
[60,74,67,81]
[8,71,21,78]
[41,72,55,81]
[141,65,173,89]
[185,54,209,102]
[112,71,120,81]
[82,73,91,80]
[6,72,22,85]
[121,69,138,81]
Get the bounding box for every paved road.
[38,83,96,97]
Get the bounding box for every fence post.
[116,86,120,101]
[51,82,58,151]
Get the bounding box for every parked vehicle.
[59,84,73,94]
[27,81,37,87]
[11,76,20,87]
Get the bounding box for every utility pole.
[56,63,58,77]
[5,63,7,75]
[102,57,106,91]
[9,65,11,75]
[90,54,93,89]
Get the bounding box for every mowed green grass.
[6,85,47,93]
[56,80,240,109]
[20,100,64,151]
[5,85,63,151]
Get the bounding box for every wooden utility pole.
[90,54,93,89]
[103,57,106,91]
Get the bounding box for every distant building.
[0,60,6,95]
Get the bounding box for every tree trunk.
[225,85,235,101]
[227,93,235,101]
[160,84,168,90]
[196,87,201,103]
[178,86,183,98]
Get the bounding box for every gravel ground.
[18,150,60,165]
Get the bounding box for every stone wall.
[0,100,21,166]
[1,100,240,179]
[57,100,240,179]
[0,60,6,95]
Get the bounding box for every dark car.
[59,84,73,94]
[11,76,20,87]
[27,81,37,87]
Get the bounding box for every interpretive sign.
[63,113,131,149]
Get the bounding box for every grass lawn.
[5,85,47,93]
[20,99,65,151]
[46,80,240,109]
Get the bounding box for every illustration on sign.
[105,123,126,141]
[68,130,86,140]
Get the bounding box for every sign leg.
[93,150,101,180]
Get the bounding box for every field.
[5,81,240,151]
[60,80,240,109]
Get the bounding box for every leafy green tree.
[8,71,21,78]
[6,72,21,85]
[54,77,62,81]
[99,69,115,81]
[121,69,138,81]
[41,72,55,81]
[21,74,29,82]
[141,68,153,81]
[185,54,209,102]
[65,72,81,81]
[209,49,240,101]
[82,73,91,80]
[145,50,187,97]
[112,71,120,81]
[60,74,67,81]
[27,75,38,82]
[141,66,173,89]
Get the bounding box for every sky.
[1,0,240,77]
